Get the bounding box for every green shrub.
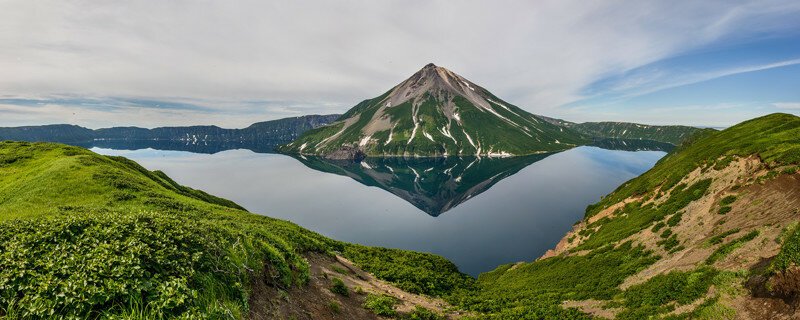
[657,235,680,251]
[404,306,445,320]
[707,228,740,245]
[331,265,349,275]
[343,245,474,298]
[364,294,398,317]
[667,212,683,227]
[706,230,759,264]
[618,267,718,319]
[331,278,349,296]
[0,211,305,318]
[111,191,137,202]
[718,206,732,215]
[459,242,657,316]
[328,301,341,314]
[771,224,800,272]
[651,221,666,232]
[720,195,737,206]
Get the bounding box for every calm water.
[92,145,665,276]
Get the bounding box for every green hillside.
[448,113,800,319]
[0,141,469,319]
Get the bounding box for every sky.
[1,0,799,128]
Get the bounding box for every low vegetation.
[363,294,399,317]
[342,245,475,298]
[454,242,657,318]
[0,141,462,318]
[330,278,349,296]
[705,230,759,264]
[577,178,711,251]
[616,267,718,319]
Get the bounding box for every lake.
[92,143,666,276]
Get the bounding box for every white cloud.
[0,0,798,127]
[603,58,800,100]
[773,102,800,110]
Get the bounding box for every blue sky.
[0,1,798,128]
[565,34,800,126]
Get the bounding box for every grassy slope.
[586,113,800,218]
[450,113,800,319]
[0,141,470,319]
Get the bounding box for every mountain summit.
[281,64,586,158]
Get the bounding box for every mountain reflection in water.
[291,154,552,216]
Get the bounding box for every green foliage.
[720,195,737,206]
[328,300,341,314]
[331,265,349,275]
[658,234,680,251]
[717,206,732,215]
[667,212,684,227]
[330,278,349,296]
[617,267,718,319]
[342,245,474,298]
[651,221,666,232]
[684,296,736,319]
[707,228,741,245]
[771,224,800,272]
[403,306,445,320]
[0,209,336,318]
[457,242,657,317]
[363,294,398,317]
[0,142,344,318]
[713,156,735,171]
[706,230,759,264]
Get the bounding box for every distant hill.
[568,121,704,145]
[0,114,340,147]
[281,64,587,158]
[0,124,95,143]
